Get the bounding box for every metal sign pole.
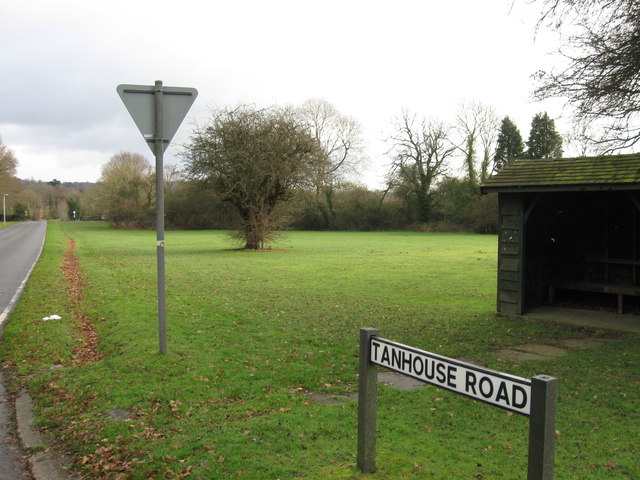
[154,80,167,355]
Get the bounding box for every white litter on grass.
[42,314,62,321]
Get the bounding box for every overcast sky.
[1,0,568,188]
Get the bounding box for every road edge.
[1,222,78,479]
[15,389,80,480]
[0,222,47,332]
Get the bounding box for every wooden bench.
[547,280,640,314]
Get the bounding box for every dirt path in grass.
[62,237,101,365]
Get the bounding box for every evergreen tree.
[493,117,525,173]
[526,112,563,159]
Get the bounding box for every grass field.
[0,221,17,230]
[1,221,638,479]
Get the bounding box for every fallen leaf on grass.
[605,461,620,470]
[178,465,194,477]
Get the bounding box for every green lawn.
[2,221,638,479]
[0,220,17,229]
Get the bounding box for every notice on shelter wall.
[370,338,531,416]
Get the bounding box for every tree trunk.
[242,207,270,250]
[416,184,431,223]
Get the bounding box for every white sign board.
[370,337,531,415]
[116,84,198,153]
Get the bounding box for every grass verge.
[1,221,638,479]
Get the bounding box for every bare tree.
[296,99,364,226]
[455,101,499,184]
[477,106,500,182]
[566,119,610,157]
[0,136,21,215]
[386,111,455,222]
[533,0,640,151]
[0,135,18,186]
[298,99,363,190]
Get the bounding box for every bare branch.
[386,110,454,222]
[533,0,640,150]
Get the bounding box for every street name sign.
[116,84,198,153]
[357,328,558,479]
[370,336,531,415]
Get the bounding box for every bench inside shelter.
[546,280,640,314]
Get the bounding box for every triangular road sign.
[117,83,198,153]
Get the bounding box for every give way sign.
[116,83,198,153]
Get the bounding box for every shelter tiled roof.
[480,154,640,193]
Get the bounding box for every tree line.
[99,102,568,248]
[0,102,565,249]
[0,140,100,222]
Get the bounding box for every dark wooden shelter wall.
[497,194,525,314]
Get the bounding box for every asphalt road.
[0,221,47,480]
[0,222,47,326]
